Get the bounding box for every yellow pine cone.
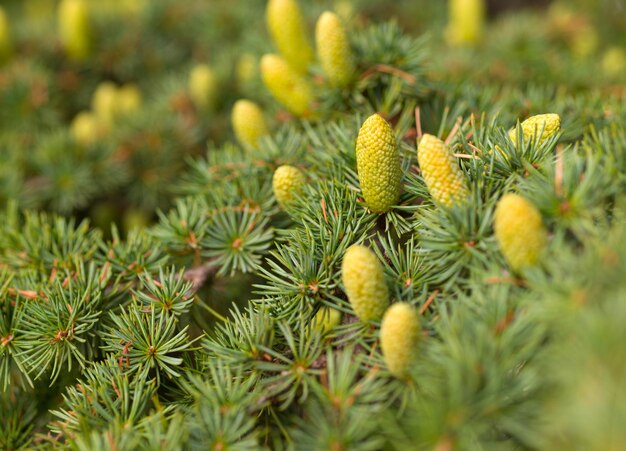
[315,11,354,88]
[380,302,421,378]
[313,307,342,335]
[355,114,402,214]
[70,111,104,146]
[494,193,548,272]
[58,0,91,61]
[231,100,269,149]
[266,0,314,73]
[272,165,306,209]
[0,6,12,63]
[91,81,118,126]
[117,84,142,116]
[189,64,218,111]
[417,134,469,207]
[508,113,560,147]
[261,54,313,117]
[445,0,485,46]
[341,244,389,322]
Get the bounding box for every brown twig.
[360,64,417,85]
[467,143,484,154]
[445,116,463,145]
[320,198,329,225]
[420,290,439,315]
[415,107,422,140]
[555,144,564,198]
[183,260,220,293]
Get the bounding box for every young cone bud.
[508,113,560,147]
[341,245,389,322]
[117,85,142,117]
[494,193,548,272]
[236,53,258,87]
[189,64,218,111]
[315,11,354,87]
[380,303,420,378]
[355,114,402,213]
[0,7,13,64]
[231,100,269,149]
[445,0,485,46]
[417,134,469,207]
[260,54,313,117]
[91,81,118,126]
[334,1,355,23]
[272,165,306,209]
[602,47,626,78]
[313,307,342,335]
[58,0,91,61]
[266,0,314,73]
[70,112,104,146]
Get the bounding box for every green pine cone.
[313,307,342,335]
[445,0,485,46]
[266,0,314,73]
[58,0,91,61]
[261,54,314,117]
[355,114,402,214]
[272,165,306,209]
[231,100,270,150]
[189,64,219,111]
[417,133,469,207]
[494,193,548,272]
[380,302,421,378]
[508,113,561,147]
[315,11,354,87]
[0,6,13,63]
[341,244,389,322]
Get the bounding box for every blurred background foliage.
[0,0,624,235]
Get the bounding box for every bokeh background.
[0,0,624,234]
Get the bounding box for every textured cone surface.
[313,307,342,335]
[341,245,389,322]
[508,113,560,147]
[231,100,269,149]
[58,0,91,61]
[0,7,12,63]
[315,11,354,87]
[189,64,218,111]
[272,165,306,209]
[266,0,314,73]
[380,303,420,378]
[494,193,548,272]
[355,114,402,213]
[417,134,469,207]
[261,54,313,116]
[446,0,485,46]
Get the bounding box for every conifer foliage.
[1,0,626,449]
